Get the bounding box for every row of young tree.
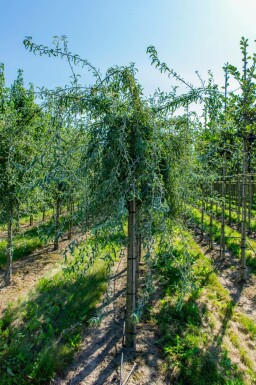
[193,37,256,281]
[1,36,255,349]
[0,64,84,285]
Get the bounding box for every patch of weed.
[0,259,107,384]
[188,207,256,274]
[235,312,256,341]
[154,229,246,385]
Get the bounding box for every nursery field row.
[152,227,256,384]
[187,207,256,272]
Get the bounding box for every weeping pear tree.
[83,67,168,349]
[82,67,198,349]
[23,36,186,350]
[0,66,42,285]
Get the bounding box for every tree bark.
[125,199,137,350]
[240,140,247,281]
[228,179,232,225]
[68,202,73,240]
[209,197,213,250]
[248,174,252,235]
[237,177,241,230]
[200,184,205,241]
[220,164,226,259]
[5,210,13,286]
[135,209,142,304]
[54,195,61,251]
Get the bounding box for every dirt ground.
[54,231,256,385]
[0,244,63,317]
[198,237,256,323]
[0,228,88,316]
[1,233,167,385]
[54,255,167,385]
[188,232,256,382]
[2,223,256,384]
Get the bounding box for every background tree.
[0,66,42,285]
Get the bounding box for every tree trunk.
[240,140,247,281]
[54,195,61,251]
[42,210,46,222]
[209,197,213,250]
[228,179,232,225]
[68,202,73,240]
[5,211,13,286]
[200,184,205,241]
[125,199,137,350]
[135,209,142,304]
[248,175,252,235]
[220,164,226,259]
[30,214,34,226]
[237,177,241,230]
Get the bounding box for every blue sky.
[1,0,256,95]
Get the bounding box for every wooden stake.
[125,199,137,350]
[5,210,13,286]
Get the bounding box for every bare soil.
[0,243,63,317]
[197,236,256,323]
[55,255,167,385]
[6,219,256,384]
[1,231,167,385]
[0,230,86,317]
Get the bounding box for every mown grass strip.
[153,227,256,385]
[234,313,256,341]
[0,221,54,267]
[188,207,256,271]
[0,210,53,231]
[0,224,124,385]
[0,256,108,384]
[205,203,256,233]
[0,213,74,268]
[209,199,256,221]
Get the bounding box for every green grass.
[0,257,107,385]
[188,207,256,272]
[0,234,43,267]
[234,312,256,341]
[0,213,73,268]
[209,199,256,221]
[153,228,252,385]
[206,203,256,233]
[0,223,124,384]
[18,210,53,227]
[0,221,55,267]
[0,210,53,231]
[228,330,255,380]
[228,331,254,369]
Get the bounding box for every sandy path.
[0,245,63,316]
[0,232,86,317]
[1,229,167,385]
[194,232,256,323]
[55,254,167,385]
